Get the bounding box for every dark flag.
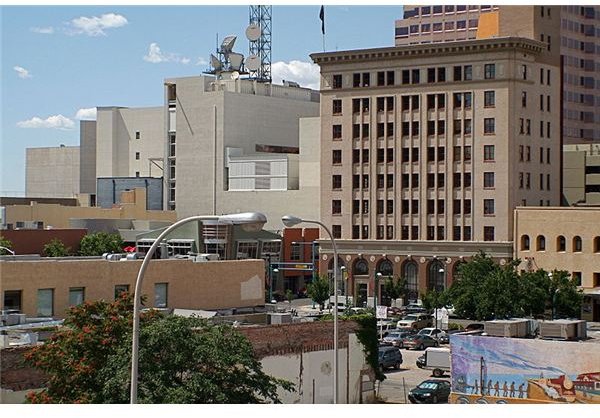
[319,6,325,35]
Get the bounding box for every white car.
[418,327,448,342]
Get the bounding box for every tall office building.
[311,36,560,304]
[395,5,600,144]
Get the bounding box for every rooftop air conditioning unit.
[484,319,529,338]
[539,319,587,340]
[268,313,292,325]
[107,254,122,261]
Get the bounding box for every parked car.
[378,346,403,371]
[416,353,426,369]
[376,320,397,338]
[418,327,448,343]
[403,334,439,350]
[464,323,485,332]
[382,330,416,348]
[400,303,427,315]
[408,379,451,404]
[397,313,433,330]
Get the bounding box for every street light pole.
[0,246,15,256]
[341,266,348,310]
[130,212,267,404]
[282,215,339,404]
[375,272,382,310]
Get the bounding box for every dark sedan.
[403,334,439,350]
[408,379,451,404]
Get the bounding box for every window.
[522,64,527,80]
[428,68,436,83]
[522,91,527,107]
[332,175,342,190]
[484,226,495,241]
[362,149,369,164]
[353,73,360,87]
[484,118,495,134]
[332,99,342,114]
[484,145,495,161]
[154,283,168,308]
[69,287,85,306]
[526,146,531,161]
[135,152,140,160]
[362,225,369,239]
[332,225,341,239]
[438,120,446,135]
[135,131,140,139]
[463,92,472,108]
[484,91,495,107]
[464,119,472,134]
[412,69,420,84]
[377,71,385,86]
[387,200,394,214]
[573,236,582,252]
[362,124,369,138]
[387,148,394,163]
[526,173,531,189]
[332,150,342,164]
[115,284,130,299]
[594,236,600,253]
[557,236,566,252]
[573,272,582,287]
[332,200,341,215]
[464,65,472,80]
[333,74,342,89]
[332,125,342,139]
[37,289,54,317]
[3,290,22,312]
[362,174,369,188]
[536,235,546,251]
[484,199,495,215]
[521,235,530,250]
[484,64,496,79]
[387,174,394,188]
[483,172,495,188]
[464,199,472,214]
[411,173,419,188]
[412,200,419,214]
[352,226,360,239]
[457,20,466,29]
[526,119,531,135]
[352,200,360,214]
[387,71,395,86]
[464,146,471,161]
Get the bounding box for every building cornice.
[311,37,544,66]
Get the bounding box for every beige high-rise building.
[25,145,80,198]
[563,143,600,205]
[311,36,560,303]
[395,5,600,145]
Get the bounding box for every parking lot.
[377,346,450,403]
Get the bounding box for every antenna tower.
[248,5,272,83]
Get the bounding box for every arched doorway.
[376,259,394,306]
[353,258,370,308]
[402,260,419,302]
[427,259,446,292]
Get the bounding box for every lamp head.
[282,215,303,228]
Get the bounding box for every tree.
[43,239,71,257]
[307,274,330,311]
[0,235,13,255]
[79,232,124,256]
[381,275,406,306]
[24,295,292,403]
[546,270,583,319]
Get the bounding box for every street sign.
[376,305,387,319]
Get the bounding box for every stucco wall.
[0,258,265,318]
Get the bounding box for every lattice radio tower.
[248,5,272,83]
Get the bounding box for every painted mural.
[450,335,600,404]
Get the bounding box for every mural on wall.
[450,335,600,404]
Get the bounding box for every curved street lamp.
[0,246,15,256]
[130,212,267,404]
[282,214,339,404]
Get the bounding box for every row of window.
[518,146,552,164]
[517,172,551,191]
[335,224,496,242]
[521,235,600,253]
[333,64,499,89]
[404,5,493,18]
[5,284,169,317]
[338,197,496,217]
[332,145,477,165]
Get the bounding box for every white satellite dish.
[231,71,240,80]
[245,23,261,42]
[210,54,221,70]
[220,35,237,52]
[228,52,244,71]
[246,54,260,71]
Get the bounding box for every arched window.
[354,258,369,275]
[327,257,345,277]
[427,260,446,292]
[556,235,566,252]
[573,236,582,252]
[521,235,530,251]
[376,259,394,277]
[536,235,546,251]
[594,236,600,253]
[403,260,419,302]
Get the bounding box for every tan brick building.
[310,35,559,304]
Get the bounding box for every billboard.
[450,335,600,404]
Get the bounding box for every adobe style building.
[514,207,600,322]
[311,35,560,305]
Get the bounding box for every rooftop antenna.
[248,5,272,83]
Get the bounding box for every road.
[377,345,451,404]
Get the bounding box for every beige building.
[0,258,265,319]
[514,207,600,321]
[563,143,600,206]
[311,35,559,302]
[3,188,175,230]
[25,145,79,198]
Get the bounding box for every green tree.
[79,232,124,256]
[381,275,406,306]
[43,239,71,257]
[24,295,291,403]
[547,270,583,319]
[0,235,14,255]
[307,274,330,311]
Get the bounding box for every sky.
[0,4,403,196]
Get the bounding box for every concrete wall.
[26,146,80,198]
[0,229,87,255]
[0,258,265,318]
[79,120,97,195]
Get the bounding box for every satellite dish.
[246,23,261,41]
[231,71,240,80]
[246,54,260,71]
[228,52,244,71]
[220,35,237,52]
[210,54,221,70]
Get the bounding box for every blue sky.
[1,5,403,195]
